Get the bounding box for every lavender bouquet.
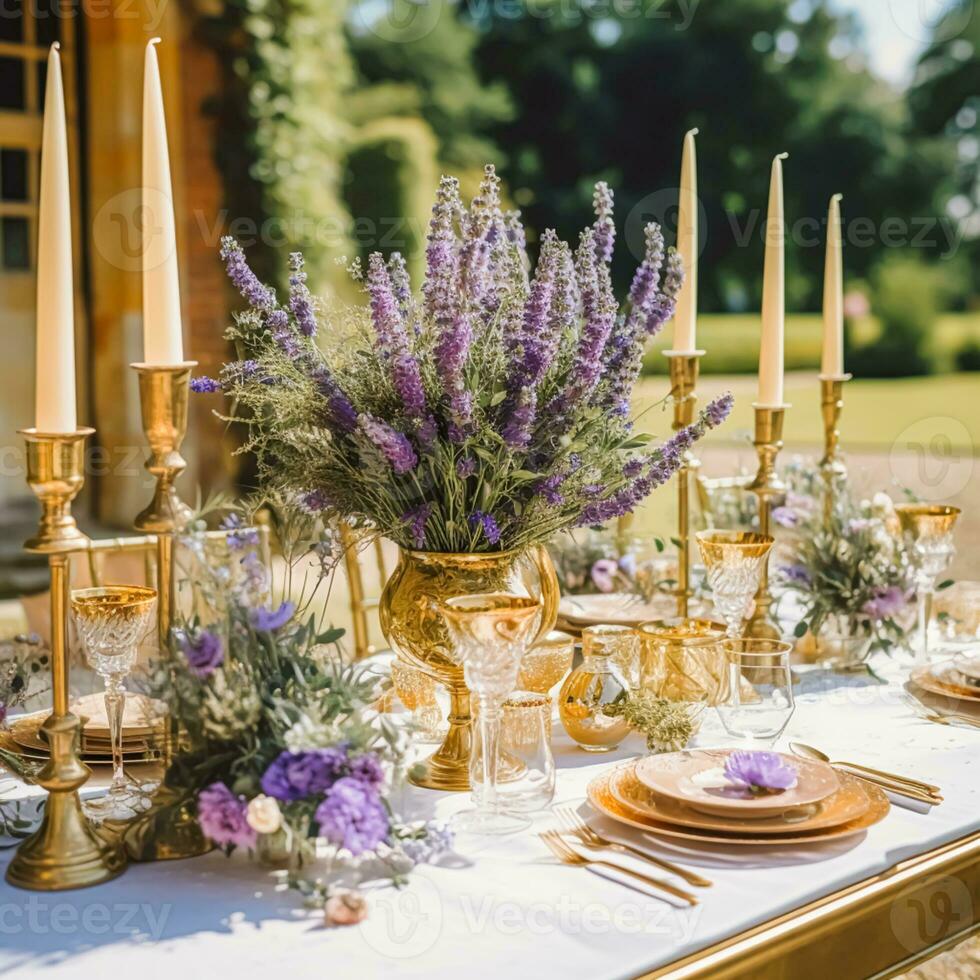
[197,166,731,553]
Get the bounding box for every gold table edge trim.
[637,829,980,979]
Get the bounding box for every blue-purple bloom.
[260,747,349,801]
[250,601,294,632]
[349,752,385,788]
[197,782,256,849]
[220,237,276,310]
[456,456,477,479]
[781,563,812,586]
[723,751,798,794]
[469,511,501,546]
[315,776,389,855]
[402,502,433,549]
[399,821,455,864]
[190,376,222,393]
[772,506,799,528]
[220,513,259,551]
[359,415,418,474]
[288,251,317,337]
[178,628,224,678]
[862,585,907,621]
[590,558,619,593]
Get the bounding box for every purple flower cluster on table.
[197,782,256,849]
[723,751,798,794]
[177,628,224,679]
[257,746,390,856]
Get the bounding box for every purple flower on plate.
[260,747,349,802]
[190,376,222,394]
[178,628,224,678]
[723,751,798,794]
[862,585,908,621]
[197,782,256,849]
[315,777,390,855]
[590,558,619,594]
[250,601,294,632]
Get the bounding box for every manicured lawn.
[641,312,980,375]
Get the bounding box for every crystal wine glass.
[390,657,447,744]
[895,504,960,664]
[71,585,157,822]
[696,531,774,638]
[716,638,795,744]
[439,592,541,835]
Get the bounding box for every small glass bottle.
[558,629,632,752]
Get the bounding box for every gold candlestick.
[126,361,211,862]
[744,405,788,640]
[6,428,127,891]
[818,374,850,518]
[664,350,705,618]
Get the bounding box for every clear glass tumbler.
[716,638,795,744]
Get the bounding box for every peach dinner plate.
[911,661,980,703]
[633,748,839,819]
[587,765,889,846]
[558,593,676,628]
[610,761,870,835]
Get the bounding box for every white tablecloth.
[1,652,978,980]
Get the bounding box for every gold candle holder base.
[664,350,705,619]
[6,428,126,891]
[408,684,473,792]
[745,404,789,641]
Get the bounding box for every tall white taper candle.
[758,153,788,406]
[672,127,699,353]
[35,43,76,433]
[142,38,184,364]
[821,193,845,377]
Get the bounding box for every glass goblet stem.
[915,572,933,664]
[476,695,502,817]
[103,675,127,792]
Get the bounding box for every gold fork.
[554,806,712,888]
[539,831,699,905]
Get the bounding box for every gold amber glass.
[518,630,575,695]
[71,586,157,822]
[558,643,632,753]
[696,531,774,638]
[637,617,728,705]
[439,593,542,834]
[581,624,640,690]
[379,546,559,791]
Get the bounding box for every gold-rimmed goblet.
[696,531,774,638]
[439,593,541,835]
[895,504,961,664]
[70,586,157,822]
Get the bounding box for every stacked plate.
[558,593,680,633]
[911,654,980,704]
[3,693,166,766]
[587,748,889,846]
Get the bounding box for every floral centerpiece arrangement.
[194,165,732,553]
[130,504,450,911]
[775,461,913,661]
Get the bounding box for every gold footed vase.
[380,547,560,791]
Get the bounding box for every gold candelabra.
[744,405,788,640]
[5,428,127,891]
[8,360,210,885]
[818,374,850,518]
[665,350,705,618]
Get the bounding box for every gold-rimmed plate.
[7,713,159,762]
[68,692,167,738]
[633,749,839,819]
[558,593,678,629]
[587,765,889,846]
[910,661,980,703]
[610,761,870,835]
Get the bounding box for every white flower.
[202,666,261,739]
[246,794,282,834]
[871,492,895,517]
[283,713,341,751]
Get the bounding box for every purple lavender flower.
[197,782,256,849]
[592,181,616,264]
[706,392,735,427]
[261,747,349,801]
[772,506,798,528]
[723,751,798,794]
[220,237,276,310]
[423,175,462,330]
[250,601,294,632]
[220,513,259,551]
[359,415,418,474]
[590,558,619,593]
[349,752,385,788]
[301,488,332,513]
[190,376,222,394]
[315,777,389,855]
[536,471,565,507]
[402,502,433,549]
[862,585,907,621]
[780,564,812,586]
[459,164,501,303]
[468,511,501,546]
[456,457,477,479]
[501,388,537,450]
[177,628,223,678]
[288,251,317,337]
[388,252,412,316]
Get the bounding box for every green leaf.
[316,627,345,645]
[793,620,809,638]
[489,390,508,407]
[510,470,541,481]
[936,579,954,591]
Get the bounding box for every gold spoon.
[790,742,942,800]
